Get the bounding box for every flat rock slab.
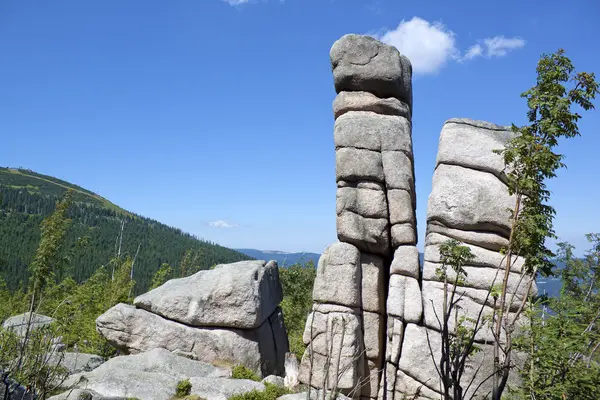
[53,348,267,400]
[134,260,283,329]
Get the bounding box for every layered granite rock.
[96,260,289,377]
[389,119,533,400]
[299,34,417,400]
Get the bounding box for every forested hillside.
[0,167,251,293]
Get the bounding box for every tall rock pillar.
[299,34,416,400]
[390,119,533,399]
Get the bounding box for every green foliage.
[279,261,316,357]
[513,235,600,400]
[231,364,261,381]
[150,262,174,290]
[228,382,291,400]
[432,239,481,400]
[497,49,598,277]
[179,249,204,278]
[488,48,599,399]
[176,379,193,397]
[28,190,73,305]
[0,167,252,294]
[45,257,136,356]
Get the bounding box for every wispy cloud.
[463,43,483,61]
[482,36,526,57]
[207,220,239,228]
[221,0,249,5]
[374,17,525,75]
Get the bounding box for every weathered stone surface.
[390,223,417,247]
[361,359,382,398]
[301,312,362,359]
[313,303,361,315]
[334,112,412,155]
[338,180,385,190]
[422,261,534,299]
[361,253,386,313]
[48,353,105,374]
[427,164,514,236]
[262,375,285,386]
[2,313,55,337]
[337,211,389,255]
[336,148,384,183]
[58,348,237,400]
[398,324,519,398]
[188,377,265,400]
[96,304,287,377]
[337,186,388,220]
[381,151,414,191]
[386,275,422,323]
[427,221,509,252]
[385,317,404,365]
[333,92,410,119]
[134,260,282,329]
[425,232,524,272]
[331,34,412,105]
[389,246,420,278]
[420,281,529,343]
[387,189,414,226]
[362,311,384,363]
[300,311,363,391]
[313,242,361,307]
[437,119,514,178]
[48,389,126,400]
[393,369,439,400]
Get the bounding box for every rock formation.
[96,260,289,377]
[300,35,533,400]
[299,34,417,400]
[51,348,263,400]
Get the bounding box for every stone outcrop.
[299,34,416,400]
[96,260,289,377]
[51,348,265,400]
[301,35,534,400]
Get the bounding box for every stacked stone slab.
[390,119,532,400]
[96,260,289,377]
[299,34,416,400]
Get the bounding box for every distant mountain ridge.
[0,167,251,293]
[235,249,321,267]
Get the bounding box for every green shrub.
[228,383,291,400]
[176,379,192,397]
[231,365,260,382]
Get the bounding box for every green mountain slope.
[0,167,251,293]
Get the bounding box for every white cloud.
[222,0,249,5]
[376,17,458,75]
[374,17,526,74]
[207,220,239,228]
[483,36,526,57]
[463,44,483,61]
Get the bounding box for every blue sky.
[1,0,599,254]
